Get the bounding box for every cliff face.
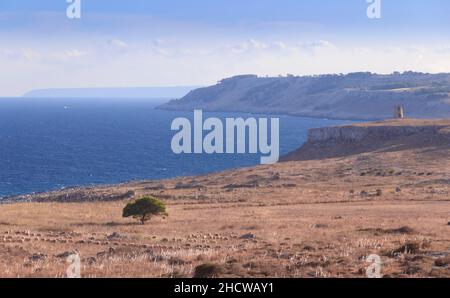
[159,72,450,120]
[282,119,450,161]
[308,124,448,143]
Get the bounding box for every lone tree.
[122,196,168,225]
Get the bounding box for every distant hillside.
[23,86,201,99]
[159,72,450,120]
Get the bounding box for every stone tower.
[394,105,405,119]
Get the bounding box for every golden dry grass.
[0,198,448,277]
[1,152,449,277]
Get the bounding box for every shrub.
[193,263,223,278]
[122,196,167,224]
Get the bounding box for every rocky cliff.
[282,119,450,161]
[308,122,450,143]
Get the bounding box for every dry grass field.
[0,119,449,278]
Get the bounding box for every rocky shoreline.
[4,118,450,204]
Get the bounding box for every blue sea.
[0,98,355,198]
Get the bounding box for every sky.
[1,0,450,96]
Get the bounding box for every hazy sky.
[1,0,450,96]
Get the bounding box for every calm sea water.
[0,98,355,198]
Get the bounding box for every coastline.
[4,118,449,204]
[156,105,384,122]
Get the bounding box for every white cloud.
[107,38,128,49]
[64,49,86,58]
[1,10,449,96]
[297,40,337,54]
[22,48,40,61]
[435,45,450,54]
[0,48,16,59]
[1,37,450,96]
